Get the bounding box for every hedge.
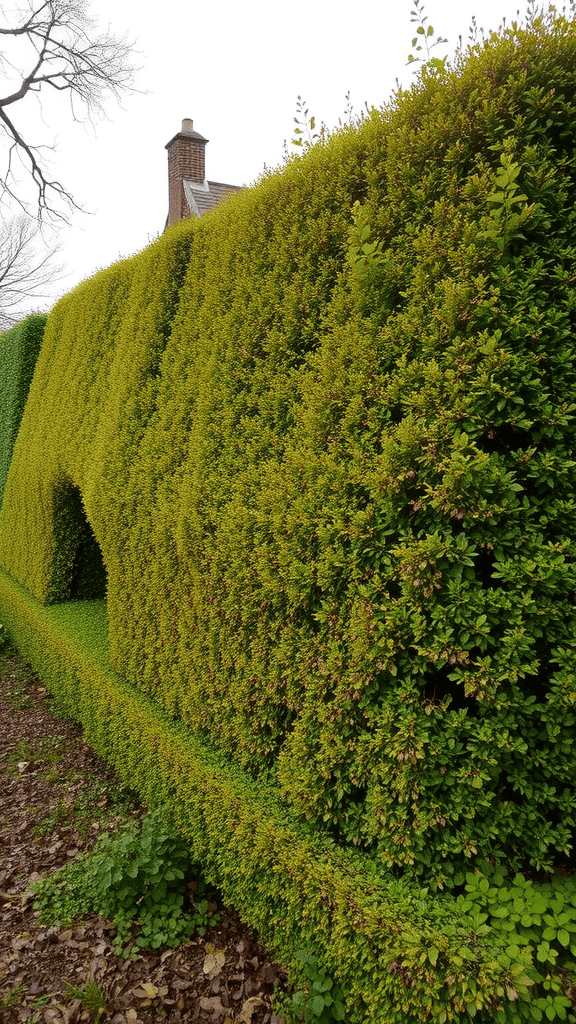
[0,3,574,895]
[0,566,525,1023]
[0,314,46,507]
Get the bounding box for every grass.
[2,669,35,711]
[0,643,140,836]
[2,727,139,839]
[64,979,109,1022]
[0,983,28,1010]
[33,774,138,839]
[3,735,68,770]
[29,993,52,1009]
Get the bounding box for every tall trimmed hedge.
[1,7,576,894]
[0,314,46,506]
[0,568,523,1024]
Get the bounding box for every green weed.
[36,797,72,836]
[64,979,108,1022]
[451,862,576,1022]
[29,993,52,1009]
[0,983,28,1009]
[190,897,221,937]
[2,673,33,711]
[35,774,138,837]
[272,989,301,1024]
[33,806,220,958]
[33,851,95,924]
[4,735,67,772]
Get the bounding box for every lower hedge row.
[0,568,525,1023]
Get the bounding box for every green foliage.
[406,0,447,69]
[480,149,537,255]
[2,3,576,884]
[87,808,202,957]
[64,979,108,1022]
[291,952,347,1023]
[0,983,28,1010]
[4,735,67,770]
[33,849,96,924]
[34,773,137,837]
[33,806,219,958]
[191,897,221,936]
[35,797,74,835]
[2,575,522,1024]
[53,481,108,601]
[451,862,576,1022]
[291,95,323,150]
[0,314,46,508]
[346,200,385,281]
[3,8,576,1020]
[272,988,302,1024]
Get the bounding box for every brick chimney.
[165,119,208,227]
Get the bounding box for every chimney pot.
[182,118,194,133]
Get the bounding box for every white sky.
[2,0,541,315]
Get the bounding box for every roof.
[183,178,242,218]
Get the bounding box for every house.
[165,118,241,227]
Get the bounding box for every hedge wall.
[0,567,525,1023]
[0,7,575,897]
[0,314,46,507]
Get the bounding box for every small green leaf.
[312,995,325,1015]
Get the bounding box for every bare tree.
[0,0,136,220]
[0,214,64,323]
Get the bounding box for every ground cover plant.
[450,864,576,1022]
[33,806,222,959]
[0,642,286,1024]
[1,5,576,1021]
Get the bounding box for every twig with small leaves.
[407,0,448,69]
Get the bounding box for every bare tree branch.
[0,0,137,220]
[0,214,64,319]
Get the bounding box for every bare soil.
[0,646,289,1024]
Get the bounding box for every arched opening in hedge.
[51,479,107,602]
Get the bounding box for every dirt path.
[0,646,288,1024]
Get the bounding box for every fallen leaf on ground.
[203,948,226,978]
[132,983,159,999]
[25,871,44,887]
[199,995,228,1016]
[236,996,267,1023]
